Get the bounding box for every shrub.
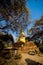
[14,54,22,59]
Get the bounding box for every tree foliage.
[27,16,43,36]
[0,0,29,34]
[34,16,43,26]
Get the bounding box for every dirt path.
[20,52,43,65]
[0,52,43,65]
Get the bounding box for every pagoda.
[18,29,26,43]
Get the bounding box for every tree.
[0,0,29,37]
[27,16,43,36]
[34,16,43,26]
[27,16,43,47]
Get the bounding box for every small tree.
[27,16,43,35]
[27,16,43,47]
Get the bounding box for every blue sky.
[26,0,43,21]
[25,0,43,36]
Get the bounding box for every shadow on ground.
[25,58,42,65]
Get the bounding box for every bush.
[3,52,11,59]
[39,46,43,53]
[14,54,22,59]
